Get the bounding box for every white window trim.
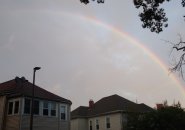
[23,97,41,116]
[22,97,31,115]
[89,120,92,130]
[42,101,49,116]
[50,102,57,117]
[95,119,99,130]
[8,98,20,115]
[22,98,59,117]
[105,117,111,129]
[60,104,68,121]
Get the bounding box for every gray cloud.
[0,0,185,110]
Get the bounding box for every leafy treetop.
[80,0,185,33]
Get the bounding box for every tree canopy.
[80,0,185,78]
[80,0,185,33]
[127,103,185,130]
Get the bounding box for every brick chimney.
[156,104,164,110]
[89,99,94,109]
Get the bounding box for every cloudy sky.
[0,0,185,110]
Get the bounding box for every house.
[0,76,72,130]
[71,94,153,130]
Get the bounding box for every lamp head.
[34,67,41,71]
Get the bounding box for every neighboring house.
[0,77,72,130]
[71,94,153,130]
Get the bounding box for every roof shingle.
[71,94,153,119]
[0,77,71,104]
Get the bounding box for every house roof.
[71,94,153,119]
[0,77,72,105]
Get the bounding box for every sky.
[0,0,185,110]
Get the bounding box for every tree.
[133,0,185,33]
[168,35,185,79]
[80,0,185,33]
[80,0,185,78]
[127,103,185,130]
[80,0,104,4]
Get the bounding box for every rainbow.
[48,11,185,97]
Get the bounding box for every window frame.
[33,99,40,115]
[7,99,20,115]
[23,98,58,117]
[106,117,111,129]
[89,120,93,130]
[50,102,57,117]
[23,98,31,115]
[43,101,49,116]
[95,119,99,130]
[60,104,67,121]
[23,98,41,115]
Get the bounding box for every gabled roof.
[71,94,153,119]
[0,77,71,104]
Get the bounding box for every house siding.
[71,118,88,130]
[0,96,6,130]
[0,78,71,130]
[0,97,70,130]
[21,116,59,130]
[88,113,122,130]
[71,113,123,130]
[5,115,20,130]
[20,102,70,130]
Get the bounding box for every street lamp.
[30,67,41,130]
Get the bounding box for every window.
[43,102,49,116]
[24,98,31,114]
[8,102,13,114]
[50,102,56,116]
[106,117,110,129]
[33,100,40,115]
[8,100,20,115]
[96,119,99,130]
[60,105,67,120]
[14,101,19,114]
[89,120,92,130]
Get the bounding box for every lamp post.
[30,67,41,130]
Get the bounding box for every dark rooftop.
[71,94,153,119]
[0,77,71,104]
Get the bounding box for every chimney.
[156,104,164,110]
[89,99,94,109]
